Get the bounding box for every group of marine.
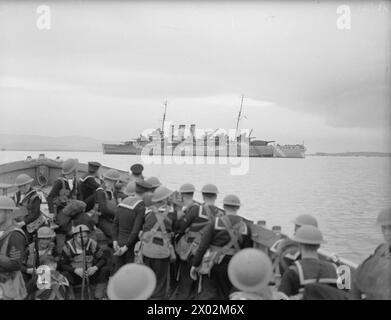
[0,158,390,300]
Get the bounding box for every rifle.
[79,226,91,300]
[25,233,41,299]
[34,233,40,269]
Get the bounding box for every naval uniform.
[352,243,391,300]
[47,176,77,215]
[192,214,253,300]
[274,239,301,275]
[78,173,101,212]
[14,189,42,243]
[94,187,117,241]
[114,190,127,203]
[47,177,78,253]
[141,205,177,300]
[174,203,220,300]
[278,258,339,297]
[112,196,146,273]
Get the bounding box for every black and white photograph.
[0,0,390,303]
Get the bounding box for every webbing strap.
[21,190,39,206]
[220,216,241,251]
[0,226,26,255]
[60,178,66,191]
[151,206,170,233]
[203,204,213,221]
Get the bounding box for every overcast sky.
[0,1,390,153]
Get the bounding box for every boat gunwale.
[0,156,358,273]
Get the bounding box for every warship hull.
[102,142,276,157]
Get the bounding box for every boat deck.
[0,155,359,299]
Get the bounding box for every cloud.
[0,1,390,152]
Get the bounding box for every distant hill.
[0,134,108,151]
[311,152,391,157]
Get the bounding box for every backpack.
[141,206,174,260]
[198,216,245,276]
[56,178,72,206]
[175,204,213,261]
[56,200,87,233]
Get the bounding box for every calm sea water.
[1,150,391,264]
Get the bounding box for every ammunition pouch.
[141,230,172,259]
[198,216,242,275]
[70,254,93,269]
[26,214,47,234]
[175,231,202,261]
[141,208,174,260]
[134,241,144,265]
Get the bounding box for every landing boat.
[0,154,357,298]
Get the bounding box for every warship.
[102,97,306,158]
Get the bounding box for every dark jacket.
[94,188,117,221]
[47,177,77,213]
[71,212,97,233]
[78,173,100,211]
[192,214,253,267]
[112,196,146,248]
[14,189,41,225]
[278,258,339,297]
[142,205,177,234]
[176,203,220,237]
[0,226,27,274]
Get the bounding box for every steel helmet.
[62,158,78,175]
[107,263,156,300]
[14,174,34,187]
[130,164,144,175]
[103,169,121,182]
[0,196,23,219]
[37,226,55,239]
[124,181,136,196]
[223,194,241,207]
[71,224,90,235]
[293,214,318,228]
[179,183,196,194]
[376,207,391,226]
[228,248,273,293]
[151,186,173,202]
[145,177,162,189]
[201,183,218,194]
[135,181,153,193]
[88,161,101,173]
[0,196,18,211]
[292,225,325,245]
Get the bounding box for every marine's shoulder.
[373,243,389,255]
[119,196,144,210]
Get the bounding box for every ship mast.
[161,100,168,135]
[235,94,244,139]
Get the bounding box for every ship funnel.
[190,124,196,138]
[170,125,175,141]
[178,124,186,141]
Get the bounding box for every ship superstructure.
[102,97,305,158]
